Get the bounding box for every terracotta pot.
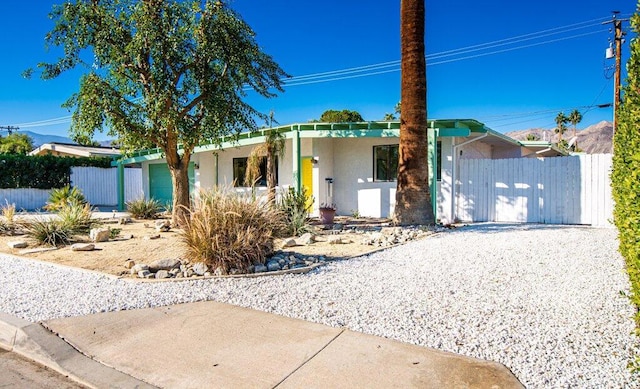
[319,208,336,224]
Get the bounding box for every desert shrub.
[126,198,162,219]
[57,202,95,233]
[278,187,313,237]
[22,218,72,247]
[45,185,87,211]
[181,188,286,274]
[0,220,12,236]
[2,201,16,224]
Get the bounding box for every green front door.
[149,163,195,205]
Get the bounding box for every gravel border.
[0,223,637,387]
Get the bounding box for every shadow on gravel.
[450,222,593,234]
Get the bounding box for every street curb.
[0,312,156,389]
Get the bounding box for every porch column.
[292,126,301,192]
[117,162,125,211]
[428,127,438,220]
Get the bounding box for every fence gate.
[457,154,613,226]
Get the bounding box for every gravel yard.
[0,223,637,387]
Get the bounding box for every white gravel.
[0,223,638,387]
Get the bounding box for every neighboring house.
[113,119,566,223]
[29,142,121,158]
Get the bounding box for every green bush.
[126,198,162,219]
[22,218,72,247]
[278,187,313,237]
[612,9,640,326]
[0,154,111,189]
[180,188,286,274]
[45,185,88,211]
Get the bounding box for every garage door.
[149,163,195,206]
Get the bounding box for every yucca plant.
[181,188,286,274]
[22,218,72,247]
[45,185,87,211]
[57,202,95,233]
[278,187,313,236]
[126,198,162,219]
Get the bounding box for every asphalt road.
[0,348,86,388]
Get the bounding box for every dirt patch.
[0,216,391,277]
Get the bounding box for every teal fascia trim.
[118,119,495,165]
[298,129,400,138]
[438,128,471,137]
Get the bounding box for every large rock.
[266,260,281,272]
[71,243,95,252]
[282,238,297,248]
[297,233,316,245]
[155,270,170,279]
[7,241,28,249]
[148,258,181,272]
[155,220,171,232]
[254,264,268,273]
[90,228,111,242]
[192,262,208,276]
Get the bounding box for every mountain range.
[505,120,613,154]
[13,131,114,148]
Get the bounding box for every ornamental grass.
[180,188,286,275]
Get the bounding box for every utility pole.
[603,11,628,135]
[0,125,19,135]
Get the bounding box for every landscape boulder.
[148,258,181,272]
[71,243,95,252]
[90,228,111,243]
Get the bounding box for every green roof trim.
[112,119,509,165]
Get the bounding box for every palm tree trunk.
[266,143,276,204]
[394,0,434,225]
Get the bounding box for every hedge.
[612,8,640,325]
[0,154,112,189]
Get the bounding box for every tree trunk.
[394,0,434,226]
[169,163,190,226]
[165,147,191,227]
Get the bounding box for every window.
[374,145,398,181]
[233,157,278,187]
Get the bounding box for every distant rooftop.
[29,142,121,158]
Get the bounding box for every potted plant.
[319,203,336,224]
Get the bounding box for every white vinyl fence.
[1,167,142,210]
[457,154,613,226]
[71,167,143,207]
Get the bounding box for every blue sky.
[0,0,634,141]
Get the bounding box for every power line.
[10,15,619,129]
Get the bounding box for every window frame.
[373,144,399,182]
[232,156,278,187]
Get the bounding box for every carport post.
[117,162,125,211]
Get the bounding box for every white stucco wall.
[437,137,454,222]
[332,138,398,218]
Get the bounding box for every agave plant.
[45,185,87,212]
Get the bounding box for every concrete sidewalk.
[2,301,523,388]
